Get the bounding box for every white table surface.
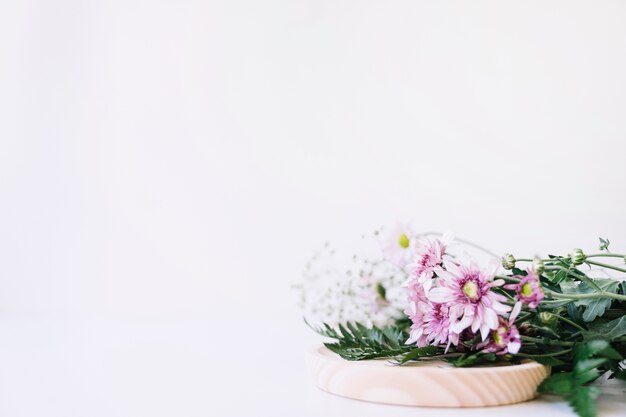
[1,316,624,417]
[3,3,626,416]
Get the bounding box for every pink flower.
[405,233,453,292]
[405,280,430,346]
[405,301,430,347]
[423,302,460,348]
[480,302,522,355]
[428,261,510,341]
[505,269,544,308]
[405,277,460,350]
[382,224,416,268]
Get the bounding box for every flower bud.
[570,248,585,266]
[532,257,545,275]
[502,253,516,270]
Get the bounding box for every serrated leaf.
[397,346,438,364]
[570,279,619,304]
[583,316,626,341]
[346,322,360,338]
[538,372,574,394]
[581,298,612,322]
[575,368,601,385]
[318,321,414,361]
[568,386,600,417]
[575,358,607,374]
[566,279,620,322]
[382,327,402,349]
[338,323,354,342]
[574,271,603,293]
[576,339,610,361]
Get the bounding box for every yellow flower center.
[398,233,410,249]
[521,282,533,297]
[493,330,503,346]
[462,281,479,300]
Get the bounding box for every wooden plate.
[305,346,550,407]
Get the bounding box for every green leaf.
[575,368,601,385]
[316,321,415,361]
[397,346,438,364]
[569,386,600,417]
[552,269,568,284]
[511,267,526,276]
[583,316,626,341]
[338,323,355,342]
[576,339,610,361]
[575,358,607,374]
[538,372,574,395]
[567,279,619,322]
[581,298,612,322]
[598,237,610,252]
[533,356,567,366]
[381,326,403,350]
[539,370,601,417]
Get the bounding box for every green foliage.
[539,339,622,417]
[570,279,621,322]
[311,321,419,361]
[583,316,626,341]
[598,237,610,252]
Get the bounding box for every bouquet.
[296,227,626,417]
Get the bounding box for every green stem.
[552,314,586,332]
[520,336,575,347]
[569,330,582,339]
[544,265,588,279]
[515,258,556,263]
[585,259,626,274]
[545,289,626,302]
[496,275,520,283]
[517,348,572,358]
[586,253,626,259]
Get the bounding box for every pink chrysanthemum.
[405,233,453,292]
[405,280,430,346]
[405,301,430,347]
[481,302,522,355]
[423,302,459,348]
[428,261,510,341]
[505,269,544,309]
[405,278,460,349]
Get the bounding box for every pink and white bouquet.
[298,228,626,417]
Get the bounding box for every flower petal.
[510,301,522,323]
[484,307,499,330]
[427,287,454,303]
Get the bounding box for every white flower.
[382,224,417,268]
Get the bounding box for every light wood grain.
[305,346,550,407]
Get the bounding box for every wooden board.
[305,346,550,407]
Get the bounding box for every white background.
[1,1,626,416]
